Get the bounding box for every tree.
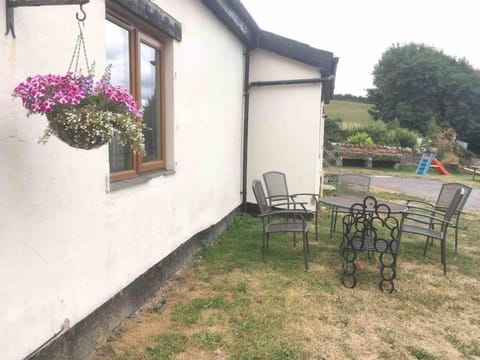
[324,116,349,143]
[367,43,480,148]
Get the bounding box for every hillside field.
[325,99,382,128]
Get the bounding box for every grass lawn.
[92,183,480,360]
[325,100,381,129]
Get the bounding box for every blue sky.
[241,0,480,96]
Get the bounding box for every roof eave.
[257,30,334,73]
[202,0,260,48]
[257,31,339,102]
[202,1,339,101]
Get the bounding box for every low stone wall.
[335,148,423,169]
[400,152,422,166]
[339,157,401,169]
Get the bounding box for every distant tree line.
[366,43,480,153]
[332,94,370,103]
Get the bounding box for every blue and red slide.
[415,152,450,175]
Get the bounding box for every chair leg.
[262,233,265,261]
[262,232,266,261]
[303,232,309,270]
[441,236,447,275]
[454,218,459,256]
[306,232,310,253]
[423,237,430,257]
[333,211,338,233]
[454,226,458,256]
[329,208,336,239]
[314,212,319,241]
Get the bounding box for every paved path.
[370,176,479,212]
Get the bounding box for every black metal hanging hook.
[76,3,86,22]
[5,1,90,38]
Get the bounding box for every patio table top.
[320,195,407,214]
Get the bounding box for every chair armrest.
[291,193,319,207]
[270,201,308,210]
[292,193,318,199]
[405,205,436,213]
[291,193,320,201]
[267,195,291,202]
[404,199,435,208]
[260,209,313,218]
[403,210,454,226]
[406,204,462,221]
[267,193,317,210]
[267,194,300,204]
[432,206,465,218]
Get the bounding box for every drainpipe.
[241,48,250,212]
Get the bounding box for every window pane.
[105,19,133,173]
[141,42,161,163]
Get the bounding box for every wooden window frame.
[137,32,166,175]
[106,7,167,183]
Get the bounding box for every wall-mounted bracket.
[5,0,89,37]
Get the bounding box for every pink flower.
[12,69,142,118]
[95,84,142,118]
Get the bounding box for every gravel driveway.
[370,176,479,212]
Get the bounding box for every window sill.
[108,169,175,192]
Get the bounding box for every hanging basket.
[12,14,145,154]
[46,12,106,150]
[54,127,107,150]
[46,109,109,150]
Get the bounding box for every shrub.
[390,127,418,147]
[443,151,459,164]
[347,131,374,147]
[325,116,349,143]
[434,128,457,161]
[456,147,476,167]
[363,125,389,145]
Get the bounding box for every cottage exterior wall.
[0,1,244,359]
[247,49,323,203]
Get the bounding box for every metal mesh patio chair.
[400,187,465,274]
[404,182,472,255]
[252,179,311,270]
[262,171,319,240]
[330,174,371,238]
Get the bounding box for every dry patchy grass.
[91,198,480,360]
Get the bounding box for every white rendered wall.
[247,49,323,203]
[0,1,244,359]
